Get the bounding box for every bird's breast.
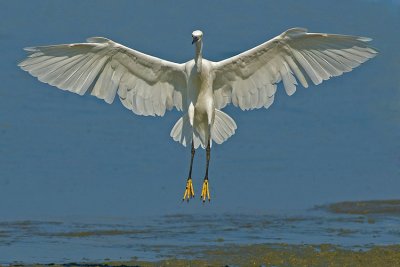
[186,60,214,103]
[185,60,215,127]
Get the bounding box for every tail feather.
[192,133,202,149]
[170,114,192,147]
[171,109,237,148]
[170,114,204,149]
[211,109,237,144]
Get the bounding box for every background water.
[0,0,399,264]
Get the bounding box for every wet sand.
[4,243,400,267]
[320,199,400,215]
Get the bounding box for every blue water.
[0,0,399,263]
[1,210,400,264]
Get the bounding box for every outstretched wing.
[212,28,378,110]
[19,37,187,116]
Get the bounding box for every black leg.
[201,137,211,202]
[183,141,195,201]
[205,138,210,179]
[188,141,195,179]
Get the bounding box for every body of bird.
[18,28,377,202]
[187,58,215,148]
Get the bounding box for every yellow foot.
[200,178,210,202]
[182,178,195,201]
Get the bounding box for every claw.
[200,178,210,202]
[182,178,195,201]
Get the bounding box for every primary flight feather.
[19,28,377,202]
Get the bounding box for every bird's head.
[192,30,203,44]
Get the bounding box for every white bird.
[19,28,377,202]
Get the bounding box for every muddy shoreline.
[4,243,400,267]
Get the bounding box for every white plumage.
[19,28,377,150]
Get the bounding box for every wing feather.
[19,38,187,116]
[212,28,377,110]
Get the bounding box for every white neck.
[194,40,203,72]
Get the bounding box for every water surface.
[1,200,400,264]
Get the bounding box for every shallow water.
[1,201,400,264]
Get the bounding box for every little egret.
[19,28,377,202]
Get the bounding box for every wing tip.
[357,36,372,42]
[17,61,26,68]
[86,37,111,43]
[283,28,308,37]
[23,47,38,52]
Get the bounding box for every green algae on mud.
[6,244,400,267]
[320,199,400,215]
